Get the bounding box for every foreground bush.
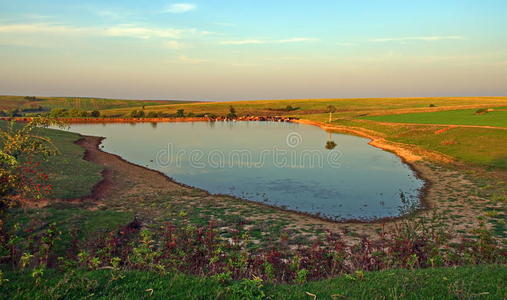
[1,213,505,285]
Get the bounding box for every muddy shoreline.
[74,118,437,224]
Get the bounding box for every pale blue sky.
[1,1,506,100]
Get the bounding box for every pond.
[64,121,425,221]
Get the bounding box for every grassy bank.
[0,95,195,112]
[2,265,506,299]
[0,121,103,199]
[363,108,507,127]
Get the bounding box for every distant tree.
[176,109,185,118]
[429,104,436,108]
[68,109,82,117]
[24,96,39,101]
[130,110,145,118]
[8,109,22,117]
[227,106,237,118]
[91,110,101,118]
[79,111,90,117]
[0,110,7,117]
[475,108,488,115]
[146,111,159,118]
[49,108,68,118]
[327,105,337,122]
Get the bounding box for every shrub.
[146,111,159,118]
[176,109,185,118]
[475,108,488,114]
[130,110,145,118]
[49,108,68,118]
[227,106,237,118]
[90,110,101,118]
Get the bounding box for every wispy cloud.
[164,40,186,49]
[0,23,211,40]
[105,25,184,39]
[165,3,197,13]
[370,36,465,42]
[221,37,317,45]
[0,23,93,35]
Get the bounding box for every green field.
[363,108,507,127]
[2,265,506,299]
[100,96,507,117]
[98,96,507,170]
[2,98,507,298]
[0,95,196,112]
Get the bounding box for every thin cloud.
[164,40,186,49]
[0,23,210,40]
[0,23,93,35]
[221,37,317,45]
[165,3,197,13]
[370,36,465,42]
[105,25,184,39]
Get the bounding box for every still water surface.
[65,121,425,220]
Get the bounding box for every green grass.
[0,95,196,112]
[34,126,104,199]
[363,108,507,127]
[5,204,133,256]
[322,118,507,170]
[2,265,506,299]
[100,96,507,117]
[0,121,103,199]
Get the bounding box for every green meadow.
[1,96,506,299]
[363,108,507,127]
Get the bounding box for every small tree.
[146,111,159,118]
[176,109,185,118]
[227,106,237,119]
[130,110,145,118]
[49,108,67,118]
[327,105,337,123]
[0,117,61,211]
[91,110,101,118]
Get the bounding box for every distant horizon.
[1,1,507,100]
[2,93,507,103]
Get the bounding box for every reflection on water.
[63,121,425,221]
